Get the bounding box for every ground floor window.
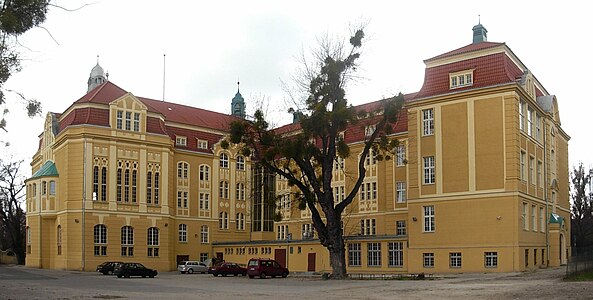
[541,249,545,265]
[200,253,208,262]
[423,253,434,268]
[348,243,361,267]
[94,224,107,256]
[388,242,403,267]
[147,227,159,257]
[367,242,381,267]
[450,252,461,268]
[485,252,498,268]
[525,249,529,267]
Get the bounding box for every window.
[450,252,462,268]
[236,213,245,230]
[522,203,528,230]
[360,219,376,235]
[116,110,140,132]
[147,227,159,257]
[449,71,473,89]
[197,139,208,149]
[177,191,188,209]
[529,156,535,185]
[219,153,229,168]
[199,165,210,181]
[527,106,533,136]
[178,224,187,242]
[485,252,498,268]
[537,161,543,188]
[42,181,47,195]
[396,182,406,203]
[364,124,376,137]
[116,110,123,130]
[219,181,229,199]
[534,248,537,266]
[147,171,152,204]
[236,155,245,170]
[333,185,345,204]
[117,160,138,203]
[177,162,189,179]
[199,193,210,211]
[125,112,131,131]
[423,253,434,268]
[49,180,56,195]
[423,156,435,184]
[395,144,406,166]
[236,183,245,201]
[57,225,62,256]
[532,205,537,231]
[520,151,526,181]
[536,113,542,142]
[93,224,107,256]
[200,225,209,243]
[176,136,187,146]
[302,223,314,239]
[422,109,434,136]
[219,212,229,229]
[131,170,137,203]
[388,242,404,267]
[121,226,134,257]
[367,242,382,267]
[133,112,140,131]
[423,205,435,232]
[396,220,407,236]
[360,181,377,201]
[542,249,545,265]
[519,100,525,131]
[348,243,361,267]
[154,172,160,205]
[540,207,545,232]
[200,253,209,262]
[364,149,377,167]
[525,249,529,267]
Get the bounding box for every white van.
[177,261,208,274]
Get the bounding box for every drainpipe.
[82,138,87,271]
[544,121,549,266]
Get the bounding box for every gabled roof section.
[30,160,58,179]
[74,81,128,105]
[425,42,505,63]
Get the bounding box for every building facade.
[26,24,570,274]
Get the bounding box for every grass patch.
[564,269,593,281]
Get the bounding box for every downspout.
[544,121,549,266]
[82,138,87,271]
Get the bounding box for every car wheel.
[213,273,218,277]
[107,270,113,275]
[222,272,227,277]
[282,272,288,278]
[142,275,146,278]
[249,275,255,278]
[242,272,247,276]
[117,275,122,278]
[188,269,194,274]
[150,275,155,278]
[233,273,238,276]
[180,271,186,274]
[124,274,130,278]
[260,272,266,279]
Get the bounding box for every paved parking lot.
[0,264,591,299]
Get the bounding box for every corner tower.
[87,56,108,93]
[231,81,246,119]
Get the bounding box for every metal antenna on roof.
[162,54,166,102]
[237,80,240,93]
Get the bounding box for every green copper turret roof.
[30,161,59,179]
[549,213,563,225]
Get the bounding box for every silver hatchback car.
[178,261,208,274]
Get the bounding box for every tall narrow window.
[147,171,152,204]
[540,207,545,232]
[396,182,406,203]
[177,162,189,179]
[179,224,187,242]
[116,110,123,130]
[532,205,537,231]
[537,161,543,188]
[396,144,406,166]
[519,100,525,131]
[93,224,107,256]
[124,169,130,202]
[93,166,99,200]
[133,112,140,132]
[520,151,526,181]
[199,165,210,181]
[536,113,542,142]
[396,220,407,236]
[236,213,245,230]
[423,156,435,184]
[529,156,535,185]
[236,183,245,201]
[220,181,229,199]
[348,243,361,267]
[200,225,209,243]
[388,242,404,267]
[219,153,229,168]
[131,169,137,203]
[219,212,229,229]
[422,109,434,136]
[101,167,107,201]
[147,227,159,257]
[154,172,160,205]
[125,111,132,131]
[367,242,382,267]
[236,155,245,170]
[57,225,62,255]
[121,226,134,257]
[199,193,210,211]
[423,206,435,232]
[522,203,528,230]
[116,168,122,201]
[527,106,533,136]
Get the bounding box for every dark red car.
[210,262,247,277]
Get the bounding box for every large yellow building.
[26,24,570,274]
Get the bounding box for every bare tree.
[571,163,593,248]
[0,159,26,264]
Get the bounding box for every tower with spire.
[472,17,488,44]
[231,81,246,119]
[87,56,108,93]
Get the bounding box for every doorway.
[307,253,316,272]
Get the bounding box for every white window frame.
[529,156,535,185]
[519,100,525,131]
[178,224,187,242]
[449,70,473,89]
[485,252,498,268]
[197,139,208,149]
[367,242,382,267]
[423,253,434,268]
[360,219,376,235]
[423,205,435,232]
[527,106,533,136]
[219,153,229,168]
[396,182,406,203]
[200,225,209,243]
[236,155,245,170]
[396,144,406,166]
[531,205,537,232]
[540,207,545,232]
[423,156,435,184]
[176,136,187,146]
[522,203,528,230]
[450,252,462,268]
[520,151,526,181]
[422,109,434,136]
[348,243,361,267]
[396,220,406,236]
[388,242,404,267]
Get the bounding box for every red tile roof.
[425,42,504,62]
[415,52,523,99]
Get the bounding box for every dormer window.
[450,70,474,89]
[197,139,208,149]
[176,136,187,146]
[116,110,141,132]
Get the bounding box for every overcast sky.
[2,0,591,173]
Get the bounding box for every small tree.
[0,159,26,264]
[571,163,593,248]
[226,28,404,279]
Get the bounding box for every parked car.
[96,261,123,275]
[178,261,208,274]
[247,258,289,279]
[114,263,158,278]
[210,262,247,277]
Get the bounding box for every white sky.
[2,0,591,173]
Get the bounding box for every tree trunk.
[328,236,347,279]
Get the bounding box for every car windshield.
[248,260,258,267]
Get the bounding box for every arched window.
[177,162,189,179]
[93,224,107,256]
[49,180,56,195]
[121,226,134,257]
[219,153,229,168]
[236,183,245,201]
[200,225,209,243]
[219,181,229,199]
[219,212,229,229]
[199,165,210,181]
[236,155,245,170]
[179,224,187,242]
[236,213,245,230]
[147,227,159,257]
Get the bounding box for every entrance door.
[177,255,189,266]
[216,252,224,263]
[307,253,316,272]
[274,249,287,268]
